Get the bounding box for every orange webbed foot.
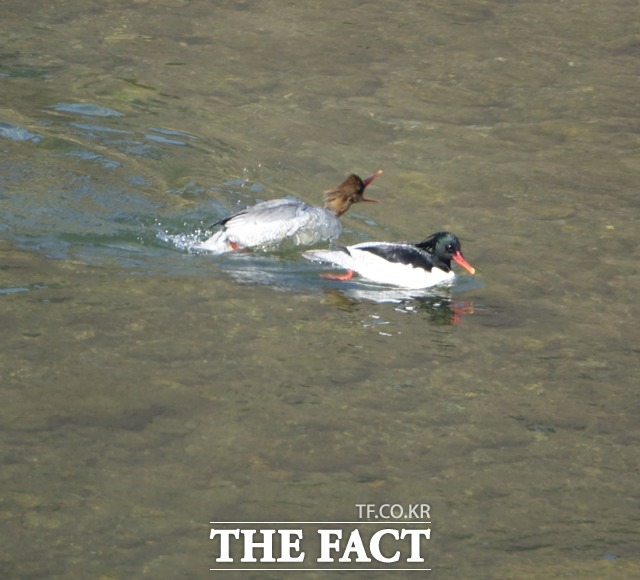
[321,269,355,281]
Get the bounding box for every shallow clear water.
[1,0,639,578]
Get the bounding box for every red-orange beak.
[453,251,476,275]
[361,169,383,202]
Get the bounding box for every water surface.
[1,0,639,578]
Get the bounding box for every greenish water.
[1,0,639,578]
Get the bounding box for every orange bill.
[453,251,476,275]
[361,169,383,202]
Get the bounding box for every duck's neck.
[323,194,350,217]
[416,238,451,272]
[432,257,452,272]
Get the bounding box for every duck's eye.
[446,243,455,252]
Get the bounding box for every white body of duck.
[195,170,382,254]
[304,231,475,289]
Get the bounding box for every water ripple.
[52,102,124,117]
[0,121,42,143]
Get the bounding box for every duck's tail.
[193,230,235,254]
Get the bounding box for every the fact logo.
[208,503,432,571]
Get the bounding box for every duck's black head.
[416,232,475,274]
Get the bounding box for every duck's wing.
[349,242,439,271]
[214,198,303,229]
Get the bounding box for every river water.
[1,0,639,578]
